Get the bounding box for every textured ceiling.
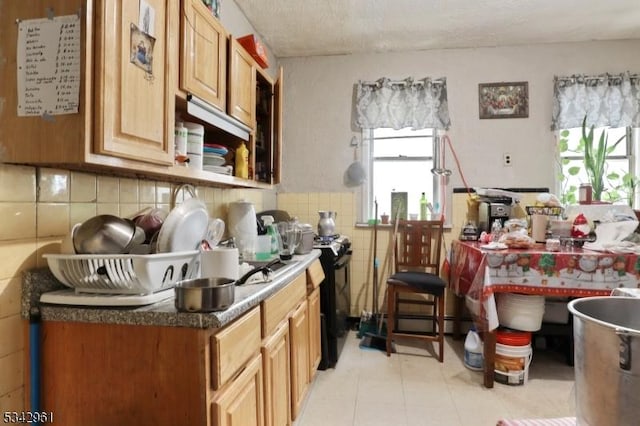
[233,0,640,58]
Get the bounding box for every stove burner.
[314,234,340,245]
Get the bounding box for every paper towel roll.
[228,200,257,260]
[201,247,239,279]
[531,214,549,243]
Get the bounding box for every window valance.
[354,77,451,130]
[551,72,640,130]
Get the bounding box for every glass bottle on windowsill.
[419,192,428,220]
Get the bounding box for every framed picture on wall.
[478,81,529,119]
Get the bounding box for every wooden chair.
[386,219,446,362]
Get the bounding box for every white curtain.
[354,77,451,130]
[551,72,640,130]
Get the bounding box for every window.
[361,127,447,222]
[557,126,639,206]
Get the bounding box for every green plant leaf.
[607,172,620,180]
[567,166,581,176]
[558,139,569,152]
[560,129,570,137]
[561,158,570,166]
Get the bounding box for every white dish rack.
[43,251,200,295]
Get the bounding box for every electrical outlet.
[503,152,512,167]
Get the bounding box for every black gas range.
[314,235,352,369]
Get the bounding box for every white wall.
[278,40,640,194]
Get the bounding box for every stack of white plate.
[203,164,233,175]
[203,153,226,166]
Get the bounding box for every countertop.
[21,250,322,329]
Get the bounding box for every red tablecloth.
[449,240,640,330]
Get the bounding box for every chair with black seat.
[386,219,446,362]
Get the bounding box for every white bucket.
[494,342,532,386]
[464,329,483,371]
[496,293,545,332]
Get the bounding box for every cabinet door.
[262,321,291,426]
[254,66,283,185]
[308,287,321,378]
[289,299,309,421]
[228,37,256,128]
[180,0,227,111]
[211,354,264,426]
[94,0,175,165]
[272,66,283,184]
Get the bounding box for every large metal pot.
[174,265,271,312]
[569,296,640,426]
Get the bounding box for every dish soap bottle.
[261,215,280,257]
[419,192,428,220]
[235,142,249,179]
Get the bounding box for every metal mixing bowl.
[73,215,137,254]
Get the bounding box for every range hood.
[186,94,251,142]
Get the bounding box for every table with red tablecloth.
[449,240,640,388]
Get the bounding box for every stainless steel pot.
[568,296,640,426]
[174,264,271,312]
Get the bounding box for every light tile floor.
[295,331,576,426]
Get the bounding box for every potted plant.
[579,115,626,202]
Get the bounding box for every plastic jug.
[464,327,483,371]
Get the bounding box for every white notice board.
[17,14,81,117]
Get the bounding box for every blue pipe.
[29,320,40,423]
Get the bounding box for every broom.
[360,199,389,351]
[358,198,380,339]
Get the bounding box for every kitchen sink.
[245,259,298,279]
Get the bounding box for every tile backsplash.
[3,173,541,411]
[0,163,273,412]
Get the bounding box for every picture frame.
[478,81,529,119]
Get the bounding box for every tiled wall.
[0,163,271,412]
[278,192,458,318]
[1,176,544,410]
[278,191,542,320]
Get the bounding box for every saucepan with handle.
[174,260,278,313]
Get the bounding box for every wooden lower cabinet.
[40,322,211,426]
[308,286,322,377]
[261,320,291,426]
[35,267,321,426]
[211,354,264,426]
[289,299,310,421]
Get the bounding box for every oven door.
[333,250,351,345]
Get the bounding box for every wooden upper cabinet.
[228,36,256,128]
[94,0,175,165]
[180,0,227,111]
[0,0,174,167]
